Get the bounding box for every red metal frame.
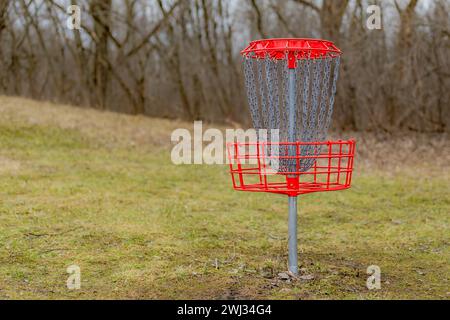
[241,38,342,68]
[227,140,355,197]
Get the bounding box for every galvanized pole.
[287,66,298,275]
[288,196,298,274]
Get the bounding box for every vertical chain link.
[323,57,340,139]
[300,58,310,142]
[244,57,261,132]
[318,57,332,140]
[257,59,268,130]
[308,58,323,142]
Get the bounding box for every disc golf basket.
[227,38,355,275]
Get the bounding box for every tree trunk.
[91,0,112,109]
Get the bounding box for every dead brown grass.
[331,131,450,176]
[0,96,187,148]
[1,95,448,176]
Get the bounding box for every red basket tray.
[227,140,355,196]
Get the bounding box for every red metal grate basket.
[227,139,355,197]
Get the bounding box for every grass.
[0,96,449,299]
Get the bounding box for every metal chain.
[300,58,310,142]
[265,59,274,131]
[317,57,332,140]
[308,59,323,142]
[296,58,312,171]
[242,54,341,172]
[257,60,268,131]
[323,57,340,139]
[282,59,289,142]
[243,58,262,132]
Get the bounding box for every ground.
[0,96,448,299]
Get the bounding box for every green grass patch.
[0,120,448,299]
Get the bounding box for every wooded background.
[0,0,448,132]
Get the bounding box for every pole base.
[288,266,298,275]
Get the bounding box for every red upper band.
[241,38,342,63]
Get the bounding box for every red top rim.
[241,38,342,60]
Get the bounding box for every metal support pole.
[288,196,298,274]
[287,66,298,275]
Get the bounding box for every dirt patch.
[0,156,21,175]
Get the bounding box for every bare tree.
[0,0,447,132]
[90,0,112,109]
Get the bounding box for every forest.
[0,0,448,132]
